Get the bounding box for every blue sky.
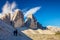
[0,0,60,27]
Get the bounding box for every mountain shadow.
[37,22,47,30]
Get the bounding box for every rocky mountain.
[0,9,60,30]
[0,9,44,29]
[25,14,37,29]
[0,9,60,31]
[12,9,24,28]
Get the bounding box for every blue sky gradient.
[0,0,60,27]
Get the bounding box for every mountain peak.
[14,9,21,12]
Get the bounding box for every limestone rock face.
[25,14,37,29]
[12,9,24,28]
[1,13,11,25]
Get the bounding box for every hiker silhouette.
[14,29,18,36]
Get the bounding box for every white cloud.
[2,1,16,14]
[11,2,16,13]
[0,1,17,19]
[2,1,10,14]
[22,8,28,14]
[24,6,41,17]
[0,13,4,18]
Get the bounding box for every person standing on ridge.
[13,29,18,36]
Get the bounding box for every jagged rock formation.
[0,9,43,29]
[25,14,37,29]
[12,9,24,28]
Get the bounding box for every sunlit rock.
[25,14,37,29]
[12,9,24,28]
